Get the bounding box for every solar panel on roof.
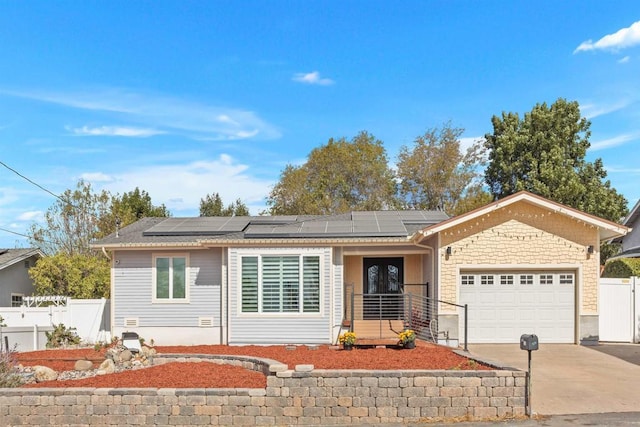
[143,217,251,236]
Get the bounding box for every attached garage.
[459,270,576,343]
[414,191,630,346]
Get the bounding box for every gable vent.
[199,317,214,327]
[124,318,139,327]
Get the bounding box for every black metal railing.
[344,283,468,350]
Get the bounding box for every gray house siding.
[621,221,640,253]
[113,249,222,328]
[228,247,333,344]
[0,256,37,307]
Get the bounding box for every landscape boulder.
[74,360,94,371]
[33,365,58,382]
[97,358,115,375]
[119,349,133,362]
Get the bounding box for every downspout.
[411,237,436,300]
[222,248,228,345]
[101,246,111,260]
[100,247,115,344]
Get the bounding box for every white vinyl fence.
[0,298,110,351]
[599,277,639,343]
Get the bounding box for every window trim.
[238,251,324,316]
[152,253,190,304]
[11,293,24,307]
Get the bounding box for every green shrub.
[46,324,81,348]
[0,348,24,387]
[602,258,640,278]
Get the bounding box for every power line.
[0,226,32,240]
[0,160,70,206]
[0,160,103,245]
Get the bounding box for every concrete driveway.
[466,344,640,415]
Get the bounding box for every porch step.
[354,338,400,348]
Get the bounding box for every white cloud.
[574,20,640,53]
[80,172,113,182]
[2,87,281,141]
[89,154,273,215]
[590,133,639,151]
[292,71,335,86]
[459,136,484,152]
[68,125,165,137]
[618,55,631,64]
[580,100,630,119]
[17,211,43,221]
[606,166,640,175]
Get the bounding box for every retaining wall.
[0,354,526,426]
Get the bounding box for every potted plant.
[398,329,416,349]
[338,331,357,350]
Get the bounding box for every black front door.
[363,257,404,319]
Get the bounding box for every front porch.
[341,283,468,349]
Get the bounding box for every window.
[520,274,534,285]
[500,275,514,285]
[11,294,24,307]
[559,274,574,285]
[153,255,188,302]
[539,274,554,285]
[480,275,494,285]
[241,254,321,314]
[461,275,475,286]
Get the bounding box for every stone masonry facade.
[0,355,526,426]
[439,201,600,312]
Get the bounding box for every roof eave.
[415,191,631,242]
[92,236,414,251]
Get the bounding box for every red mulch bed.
[16,341,491,388]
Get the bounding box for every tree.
[267,131,399,215]
[396,123,487,214]
[484,98,627,223]
[449,184,493,216]
[28,253,110,299]
[200,193,250,216]
[96,187,170,238]
[28,180,111,256]
[27,182,169,298]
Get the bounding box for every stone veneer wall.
[439,201,600,312]
[0,354,526,426]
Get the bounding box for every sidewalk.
[423,412,640,426]
[466,344,640,414]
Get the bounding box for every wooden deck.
[352,319,404,340]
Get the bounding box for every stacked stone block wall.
[1,364,525,425]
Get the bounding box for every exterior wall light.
[587,245,594,254]
[446,246,452,256]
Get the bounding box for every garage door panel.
[497,293,517,304]
[498,309,517,321]
[460,271,575,344]
[477,292,498,304]
[537,292,555,304]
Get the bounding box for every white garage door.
[459,271,575,343]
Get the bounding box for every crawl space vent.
[199,317,214,327]
[124,318,139,327]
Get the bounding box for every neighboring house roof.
[92,210,450,249]
[0,248,43,271]
[609,247,640,260]
[414,191,630,242]
[611,199,639,245]
[622,199,640,227]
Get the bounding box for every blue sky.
[1,2,640,248]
